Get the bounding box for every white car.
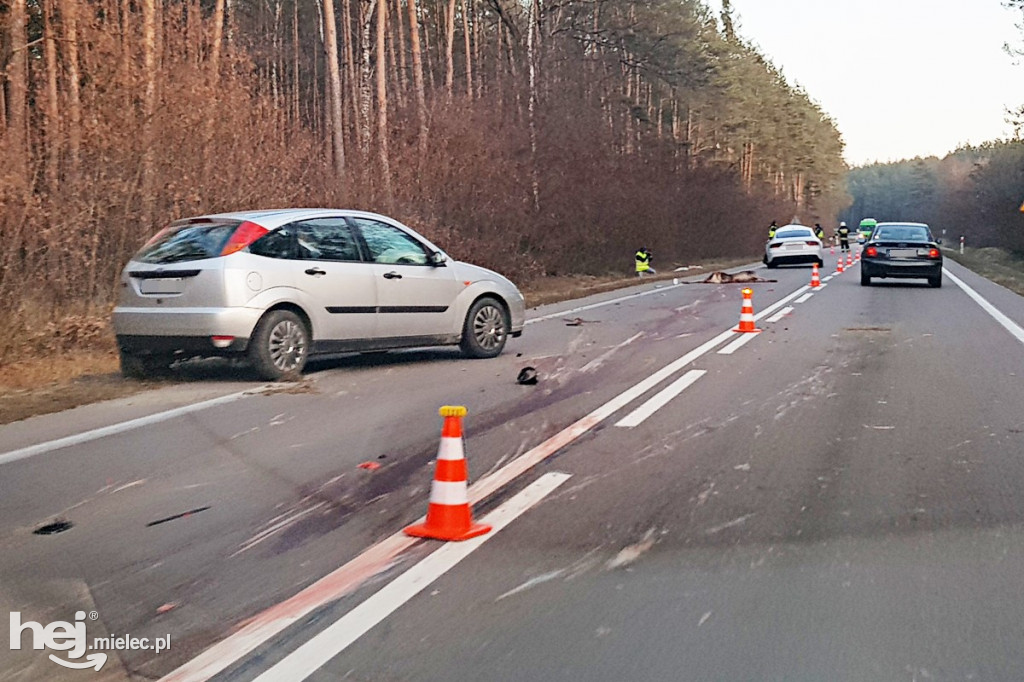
[764,225,824,268]
[113,209,526,380]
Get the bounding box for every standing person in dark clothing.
[768,220,778,239]
[837,222,851,253]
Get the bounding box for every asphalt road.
[4,255,1024,681]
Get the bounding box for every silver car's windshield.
[134,220,241,264]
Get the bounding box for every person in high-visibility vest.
[635,247,655,277]
[768,220,778,239]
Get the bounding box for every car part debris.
[516,367,539,385]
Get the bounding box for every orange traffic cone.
[810,263,821,288]
[732,288,761,333]
[846,253,853,267]
[830,243,835,255]
[837,257,844,273]
[405,406,492,542]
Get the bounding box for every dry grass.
[0,349,146,425]
[943,247,1024,297]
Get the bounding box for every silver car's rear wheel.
[460,297,509,359]
[249,310,309,380]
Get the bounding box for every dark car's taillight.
[927,248,940,258]
[865,246,878,257]
[221,220,269,256]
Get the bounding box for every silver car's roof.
[175,208,447,257]
[189,208,398,227]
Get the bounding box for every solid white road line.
[0,390,257,466]
[795,292,814,304]
[615,370,707,428]
[526,281,689,324]
[766,306,794,323]
[250,472,572,682]
[717,333,759,355]
[945,268,1024,346]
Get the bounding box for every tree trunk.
[460,0,472,99]
[61,0,82,182]
[526,0,540,212]
[393,0,408,104]
[444,0,456,100]
[44,0,61,192]
[6,0,28,182]
[406,0,428,156]
[293,0,300,126]
[203,0,227,178]
[322,0,347,176]
[343,0,359,147]
[359,0,376,160]
[141,0,159,224]
[376,0,393,203]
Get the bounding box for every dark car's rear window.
[874,226,931,242]
[134,220,241,264]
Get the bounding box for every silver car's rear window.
[135,220,241,264]
[776,229,813,239]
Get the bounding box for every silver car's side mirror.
[429,251,448,267]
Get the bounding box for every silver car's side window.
[291,219,362,262]
[350,218,429,265]
[249,227,296,259]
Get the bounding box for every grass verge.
[943,247,1024,297]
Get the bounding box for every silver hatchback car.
[114,209,526,380]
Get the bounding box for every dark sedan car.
[860,222,943,288]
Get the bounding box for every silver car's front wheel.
[249,310,309,380]
[460,297,509,359]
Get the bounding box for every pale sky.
[710,0,1024,166]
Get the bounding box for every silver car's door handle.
[383,271,403,279]
[304,267,326,276]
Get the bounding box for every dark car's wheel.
[460,297,510,359]
[860,270,871,286]
[119,349,173,380]
[249,309,309,380]
[929,272,942,288]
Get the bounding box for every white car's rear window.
[776,229,813,239]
